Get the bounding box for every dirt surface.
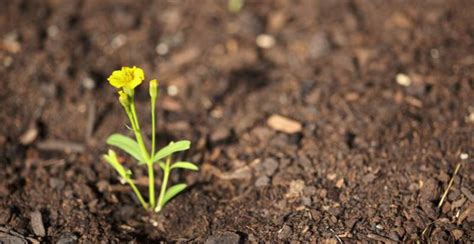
[1,0,473,242]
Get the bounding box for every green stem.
[129,98,149,161]
[148,96,157,209]
[151,96,156,159]
[156,156,171,212]
[148,163,155,208]
[127,179,148,210]
[125,97,156,209]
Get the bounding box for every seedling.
[103,66,198,212]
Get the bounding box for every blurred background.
[0,0,473,242]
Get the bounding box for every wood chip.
[461,187,474,202]
[267,114,302,134]
[30,210,46,237]
[457,202,473,225]
[452,229,463,240]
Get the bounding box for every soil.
[1,0,473,243]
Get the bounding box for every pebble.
[111,34,127,49]
[30,210,46,237]
[267,114,302,134]
[256,34,275,49]
[19,127,38,145]
[277,225,292,240]
[155,43,169,56]
[49,178,65,190]
[396,73,411,86]
[309,32,330,59]
[167,85,179,96]
[47,25,59,38]
[81,77,96,90]
[205,231,240,244]
[210,128,231,143]
[262,158,278,176]
[2,32,21,53]
[255,175,270,187]
[57,233,78,244]
[285,180,305,199]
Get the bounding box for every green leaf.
[170,162,199,171]
[159,162,166,170]
[152,140,191,163]
[106,133,145,163]
[163,183,187,205]
[103,149,130,179]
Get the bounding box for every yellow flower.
[107,66,145,91]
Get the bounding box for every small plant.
[103,66,198,212]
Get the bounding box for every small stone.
[277,225,292,240]
[30,210,46,237]
[57,233,78,244]
[335,178,344,188]
[210,128,230,143]
[302,197,312,206]
[167,85,179,96]
[19,127,38,145]
[460,153,469,160]
[262,158,278,176]
[2,32,21,53]
[47,25,59,38]
[451,197,466,209]
[267,114,302,134]
[309,32,330,59]
[327,173,337,181]
[363,173,377,184]
[81,77,96,90]
[396,73,411,86]
[205,231,240,244]
[286,180,305,199]
[111,34,127,49]
[255,175,270,187]
[49,178,65,190]
[256,34,275,49]
[155,43,169,56]
[452,229,463,240]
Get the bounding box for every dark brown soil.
[1,0,473,242]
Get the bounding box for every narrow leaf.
[103,150,128,178]
[170,162,199,171]
[159,162,166,170]
[163,183,187,205]
[152,140,191,163]
[106,133,145,163]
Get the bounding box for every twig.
[329,228,343,244]
[36,140,85,153]
[438,161,462,209]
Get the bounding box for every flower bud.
[118,91,130,107]
[149,79,158,99]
